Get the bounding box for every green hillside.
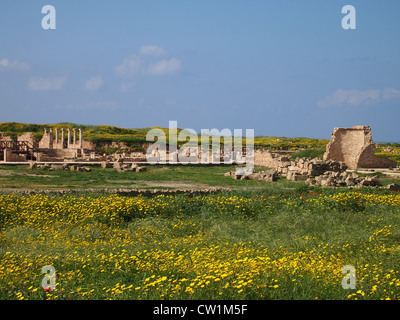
[0,122,328,149]
[0,122,152,145]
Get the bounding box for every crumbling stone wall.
[254,150,280,167]
[82,140,96,150]
[227,156,384,188]
[39,129,53,149]
[307,170,381,188]
[3,149,26,161]
[0,132,13,142]
[274,157,348,181]
[17,132,38,148]
[323,126,396,169]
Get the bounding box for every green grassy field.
[0,164,299,191]
[1,164,399,192]
[1,187,400,300]
[0,165,400,300]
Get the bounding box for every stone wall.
[17,132,38,148]
[35,148,79,162]
[0,132,13,142]
[38,129,53,149]
[275,157,348,181]
[254,150,280,167]
[82,140,96,150]
[323,126,396,169]
[3,149,26,162]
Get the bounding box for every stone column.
[61,128,65,148]
[67,129,71,148]
[49,129,53,149]
[55,128,58,144]
[79,128,83,148]
[73,129,76,146]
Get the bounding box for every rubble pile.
[307,171,382,188]
[226,156,387,188]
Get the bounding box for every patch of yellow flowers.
[0,191,399,300]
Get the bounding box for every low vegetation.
[0,163,399,300]
[1,187,400,300]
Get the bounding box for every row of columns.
[44,128,83,148]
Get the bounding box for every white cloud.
[147,58,182,75]
[317,88,400,108]
[115,46,182,77]
[0,58,30,71]
[382,88,400,101]
[84,76,103,91]
[28,76,67,91]
[139,45,167,57]
[120,81,136,92]
[114,54,143,77]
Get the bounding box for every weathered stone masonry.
[323,126,396,169]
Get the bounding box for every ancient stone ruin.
[244,125,398,187]
[37,127,88,161]
[2,125,398,187]
[323,126,396,169]
[275,157,348,181]
[278,157,382,187]
[307,170,381,188]
[0,127,94,162]
[0,128,149,163]
[230,155,384,188]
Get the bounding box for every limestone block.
[308,170,319,177]
[29,161,38,169]
[295,174,308,181]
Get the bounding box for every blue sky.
[0,0,399,141]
